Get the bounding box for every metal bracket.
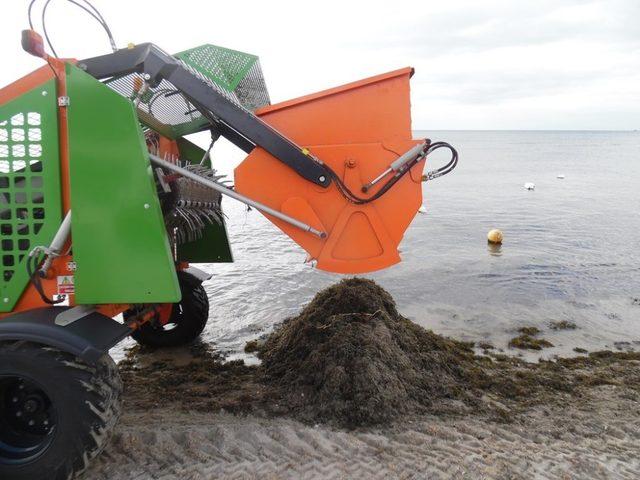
[155,167,172,193]
[55,305,96,326]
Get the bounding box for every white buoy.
[524,182,535,190]
[557,174,565,179]
[418,205,427,214]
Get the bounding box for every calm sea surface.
[117,130,640,362]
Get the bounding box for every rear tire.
[0,341,122,480]
[127,271,210,348]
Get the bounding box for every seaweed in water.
[509,327,553,350]
[549,320,577,330]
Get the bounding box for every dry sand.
[85,381,640,480]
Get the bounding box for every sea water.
[117,131,640,362]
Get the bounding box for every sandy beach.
[80,280,640,479]
[85,380,640,480]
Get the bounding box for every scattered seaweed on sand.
[518,326,541,336]
[613,341,639,351]
[119,343,265,414]
[509,327,553,350]
[549,320,577,330]
[119,279,640,429]
[477,341,495,350]
[509,335,553,350]
[574,347,588,354]
[244,340,260,353]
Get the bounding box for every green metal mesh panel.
[175,44,270,111]
[0,80,62,312]
[103,44,270,139]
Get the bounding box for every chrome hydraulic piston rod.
[149,154,327,239]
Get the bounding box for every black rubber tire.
[127,271,210,348]
[0,341,122,480]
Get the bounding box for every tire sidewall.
[0,347,115,480]
[170,279,208,334]
[130,272,209,347]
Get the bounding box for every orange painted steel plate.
[235,68,426,273]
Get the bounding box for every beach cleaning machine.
[0,2,457,478]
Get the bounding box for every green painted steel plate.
[66,64,180,304]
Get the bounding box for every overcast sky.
[1,0,638,130]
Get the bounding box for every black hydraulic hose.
[28,0,37,29]
[67,0,117,51]
[28,0,117,58]
[26,253,64,305]
[326,140,431,205]
[422,142,458,180]
[41,0,59,58]
[326,140,458,205]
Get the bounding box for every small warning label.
[57,276,75,295]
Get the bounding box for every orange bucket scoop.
[234,67,426,274]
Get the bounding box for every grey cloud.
[349,0,640,55]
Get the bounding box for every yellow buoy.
[487,229,503,244]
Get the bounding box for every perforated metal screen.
[0,81,62,311]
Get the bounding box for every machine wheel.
[0,341,122,480]
[128,271,210,348]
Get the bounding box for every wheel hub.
[0,376,56,464]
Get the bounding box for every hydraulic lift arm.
[78,43,333,188]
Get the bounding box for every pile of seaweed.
[258,278,487,427]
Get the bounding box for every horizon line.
[413,129,638,132]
